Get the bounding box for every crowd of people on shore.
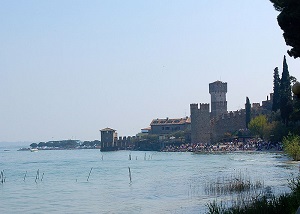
[161,140,283,153]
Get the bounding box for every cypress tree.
[280,55,293,125]
[245,97,251,129]
[272,67,281,112]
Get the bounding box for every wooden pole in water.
[87,167,93,181]
[1,170,3,183]
[35,169,39,183]
[2,170,5,183]
[23,171,27,182]
[128,167,132,183]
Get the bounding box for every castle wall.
[211,110,246,142]
[190,103,211,144]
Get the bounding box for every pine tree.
[272,67,281,112]
[280,55,293,125]
[245,97,251,129]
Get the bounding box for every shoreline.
[16,147,284,154]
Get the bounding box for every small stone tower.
[209,81,227,118]
[190,103,211,144]
[100,127,116,151]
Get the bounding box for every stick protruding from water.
[128,167,132,184]
[87,167,93,181]
[23,171,27,182]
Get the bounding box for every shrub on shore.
[283,133,300,161]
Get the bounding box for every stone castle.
[190,81,271,144]
[100,80,273,151]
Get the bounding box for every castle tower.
[190,103,211,144]
[209,81,227,118]
[100,127,116,151]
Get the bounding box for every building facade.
[149,117,190,135]
[100,127,117,151]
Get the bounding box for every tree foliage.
[283,133,300,161]
[30,143,38,148]
[270,0,300,58]
[248,115,268,139]
[290,97,300,123]
[272,67,281,112]
[265,120,288,142]
[33,140,101,149]
[289,96,300,135]
[280,56,293,125]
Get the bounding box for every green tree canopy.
[290,96,300,123]
[270,0,300,58]
[264,120,287,142]
[248,115,268,139]
[38,142,46,147]
[30,143,38,148]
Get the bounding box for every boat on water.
[30,148,38,152]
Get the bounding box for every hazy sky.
[1,0,300,142]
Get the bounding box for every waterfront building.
[100,127,117,151]
[149,117,190,135]
[136,127,151,138]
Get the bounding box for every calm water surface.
[0,143,298,214]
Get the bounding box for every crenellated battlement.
[209,81,227,93]
[212,109,246,123]
[190,103,199,110]
[200,103,210,111]
[190,103,210,112]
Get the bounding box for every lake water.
[0,143,298,214]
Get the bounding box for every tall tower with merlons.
[209,81,227,118]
